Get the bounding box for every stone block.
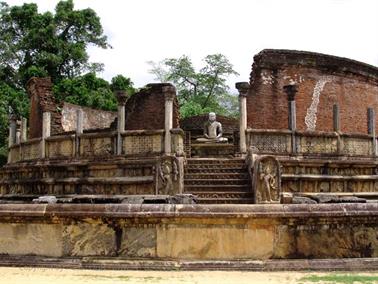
[0,223,63,257]
[156,223,274,259]
[62,220,116,256]
[274,223,378,258]
[119,226,156,258]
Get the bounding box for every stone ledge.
[0,203,377,219]
[0,255,377,271]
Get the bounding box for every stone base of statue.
[191,143,234,158]
[196,137,228,143]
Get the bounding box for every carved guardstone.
[252,156,282,204]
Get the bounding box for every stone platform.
[0,203,377,261]
[191,143,235,157]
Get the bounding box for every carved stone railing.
[246,129,377,157]
[80,132,116,157]
[8,138,42,163]
[7,129,186,163]
[247,129,291,154]
[122,130,164,156]
[46,134,75,159]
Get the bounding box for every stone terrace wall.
[124,83,180,130]
[0,203,376,259]
[247,49,378,134]
[27,77,63,138]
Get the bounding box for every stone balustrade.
[246,129,377,157]
[7,128,185,163]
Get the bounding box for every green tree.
[53,73,134,111]
[0,0,109,87]
[148,54,239,118]
[0,0,113,164]
[110,74,135,94]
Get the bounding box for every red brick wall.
[247,50,378,134]
[125,83,180,130]
[26,77,63,138]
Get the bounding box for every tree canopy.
[0,0,109,87]
[0,0,134,164]
[148,54,239,118]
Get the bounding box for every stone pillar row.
[115,91,129,155]
[163,86,176,155]
[41,112,51,158]
[235,82,249,155]
[283,84,298,154]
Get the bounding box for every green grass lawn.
[299,274,378,284]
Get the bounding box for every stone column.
[115,91,129,155]
[20,117,28,143]
[8,115,17,147]
[41,112,51,158]
[163,85,176,155]
[235,82,250,155]
[368,107,376,156]
[75,109,84,157]
[283,85,298,153]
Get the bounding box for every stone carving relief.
[158,156,179,195]
[251,134,290,154]
[305,76,333,131]
[81,137,113,156]
[252,156,281,204]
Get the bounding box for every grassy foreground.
[299,274,378,284]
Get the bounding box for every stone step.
[195,198,254,204]
[184,184,250,192]
[184,179,249,186]
[186,167,247,173]
[187,161,245,166]
[184,173,249,180]
[186,158,245,162]
[191,191,253,199]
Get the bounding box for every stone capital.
[283,84,298,101]
[115,90,129,106]
[9,114,18,122]
[162,85,176,101]
[235,82,250,97]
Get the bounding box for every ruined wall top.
[61,103,116,132]
[251,49,378,83]
[247,49,378,134]
[26,77,63,138]
[124,83,180,130]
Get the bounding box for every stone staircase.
[184,158,253,204]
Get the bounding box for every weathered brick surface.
[247,49,378,134]
[26,77,63,138]
[124,83,180,130]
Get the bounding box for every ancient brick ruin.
[0,49,377,268]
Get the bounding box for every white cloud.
[5,0,378,92]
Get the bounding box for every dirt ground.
[1,267,378,284]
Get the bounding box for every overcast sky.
[6,0,378,92]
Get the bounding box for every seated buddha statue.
[196,112,228,143]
